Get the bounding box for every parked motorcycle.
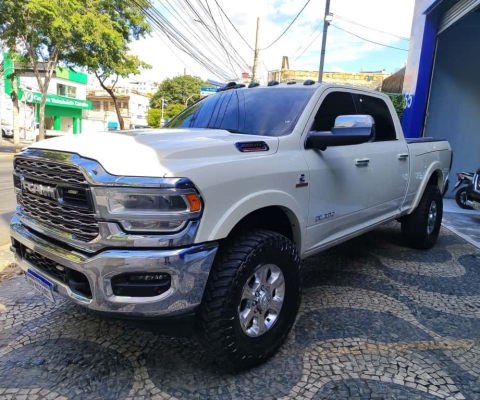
[465,168,480,211]
[452,171,475,209]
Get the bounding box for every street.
[1,223,480,399]
[0,154,15,246]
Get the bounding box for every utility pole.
[251,18,260,83]
[161,98,168,125]
[318,0,331,83]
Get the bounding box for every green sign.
[24,91,92,110]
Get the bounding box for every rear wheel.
[455,187,473,210]
[401,184,443,249]
[197,229,302,372]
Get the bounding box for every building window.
[92,101,100,110]
[110,102,115,108]
[57,83,77,98]
[103,101,109,111]
[123,102,129,109]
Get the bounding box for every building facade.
[268,68,391,90]
[402,0,480,195]
[1,56,91,139]
[85,88,150,130]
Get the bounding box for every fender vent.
[235,142,270,152]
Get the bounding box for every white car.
[10,82,452,371]
[1,119,13,138]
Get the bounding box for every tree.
[164,104,186,119]
[151,76,212,108]
[0,0,103,141]
[0,0,152,139]
[64,0,152,130]
[147,109,161,128]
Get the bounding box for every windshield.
[165,87,315,136]
[1,119,11,126]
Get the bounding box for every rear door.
[353,93,409,221]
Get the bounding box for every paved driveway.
[1,224,480,400]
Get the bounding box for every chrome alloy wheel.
[427,200,437,235]
[238,264,285,337]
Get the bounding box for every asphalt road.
[0,154,15,246]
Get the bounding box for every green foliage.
[165,104,186,119]
[151,76,212,108]
[387,94,406,120]
[147,109,162,128]
[0,0,152,133]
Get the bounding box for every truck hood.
[26,128,279,177]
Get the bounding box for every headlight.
[91,187,202,233]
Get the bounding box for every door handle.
[355,158,370,167]
[398,153,409,161]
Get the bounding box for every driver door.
[302,90,372,253]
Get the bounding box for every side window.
[311,91,356,132]
[355,94,397,141]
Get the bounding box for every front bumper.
[10,215,218,317]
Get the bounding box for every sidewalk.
[0,243,14,270]
[442,198,480,249]
[0,138,33,153]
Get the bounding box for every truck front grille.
[14,157,88,185]
[14,156,99,242]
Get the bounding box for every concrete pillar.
[73,117,79,134]
[53,116,61,130]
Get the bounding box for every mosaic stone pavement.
[1,223,480,400]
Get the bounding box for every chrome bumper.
[10,215,218,317]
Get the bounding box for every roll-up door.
[438,0,480,34]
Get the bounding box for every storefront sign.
[24,91,92,110]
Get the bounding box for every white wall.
[19,75,87,99]
[83,118,105,134]
[60,117,73,133]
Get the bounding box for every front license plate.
[25,269,56,302]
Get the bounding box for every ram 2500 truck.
[10,82,452,371]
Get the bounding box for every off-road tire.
[401,184,443,249]
[455,187,473,210]
[197,229,302,372]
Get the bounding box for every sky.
[126,0,416,84]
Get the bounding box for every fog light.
[128,274,168,282]
[111,273,172,297]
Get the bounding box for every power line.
[213,0,254,51]
[291,30,323,66]
[260,0,312,51]
[332,14,410,41]
[330,24,409,51]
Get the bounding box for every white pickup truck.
[10,82,452,371]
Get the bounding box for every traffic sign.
[200,87,217,93]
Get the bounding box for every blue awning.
[207,79,226,88]
[107,121,118,128]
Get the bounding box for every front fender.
[199,190,307,253]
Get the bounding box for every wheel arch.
[408,163,445,214]
[202,191,305,252]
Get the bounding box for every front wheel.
[401,184,443,249]
[455,187,473,210]
[197,229,302,372]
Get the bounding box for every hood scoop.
[234,141,270,153]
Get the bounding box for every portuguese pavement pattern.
[1,223,480,399]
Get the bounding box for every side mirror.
[305,115,375,150]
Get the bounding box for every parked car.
[10,82,452,371]
[1,119,13,138]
